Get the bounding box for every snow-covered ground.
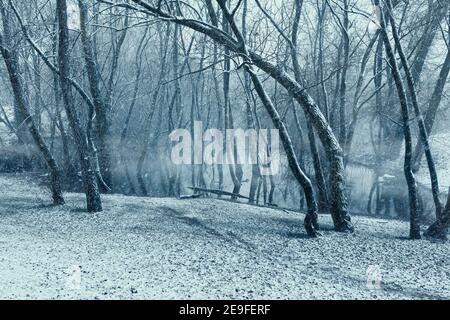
[0,174,449,300]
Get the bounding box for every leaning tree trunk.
[216,0,319,236]
[251,53,353,232]
[249,69,319,236]
[291,0,329,213]
[387,0,442,223]
[376,0,420,239]
[423,16,450,239]
[0,3,64,206]
[412,36,450,170]
[382,0,448,160]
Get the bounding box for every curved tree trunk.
[377,0,420,239]
[216,0,319,236]
[387,0,442,223]
[0,3,64,206]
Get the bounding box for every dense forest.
[0,0,449,242]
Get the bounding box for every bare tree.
[56,0,102,212]
[0,0,65,205]
[375,0,420,239]
[386,0,442,224]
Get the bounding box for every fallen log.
[188,187,250,200]
[178,194,203,200]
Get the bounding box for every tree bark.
[338,0,349,148]
[57,0,102,212]
[412,37,450,170]
[78,0,113,190]
[0,2,65,206]
[291,0,329,213]
[425,187,450,239]
[387,0,442,222]
[376,0,420,239]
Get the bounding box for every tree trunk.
[412,40,450,170]
[78,0,113,190]
[291,0,329,214]
[425,187,450,239]
[387,0,442,222]
[376,0,420,239]
[338,0,349,148]
[0,3,65,206]
[57,0,102,212]
[216,1,319,236]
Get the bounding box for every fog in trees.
[0,0,450,300]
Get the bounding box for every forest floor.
[0,174,449,300]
